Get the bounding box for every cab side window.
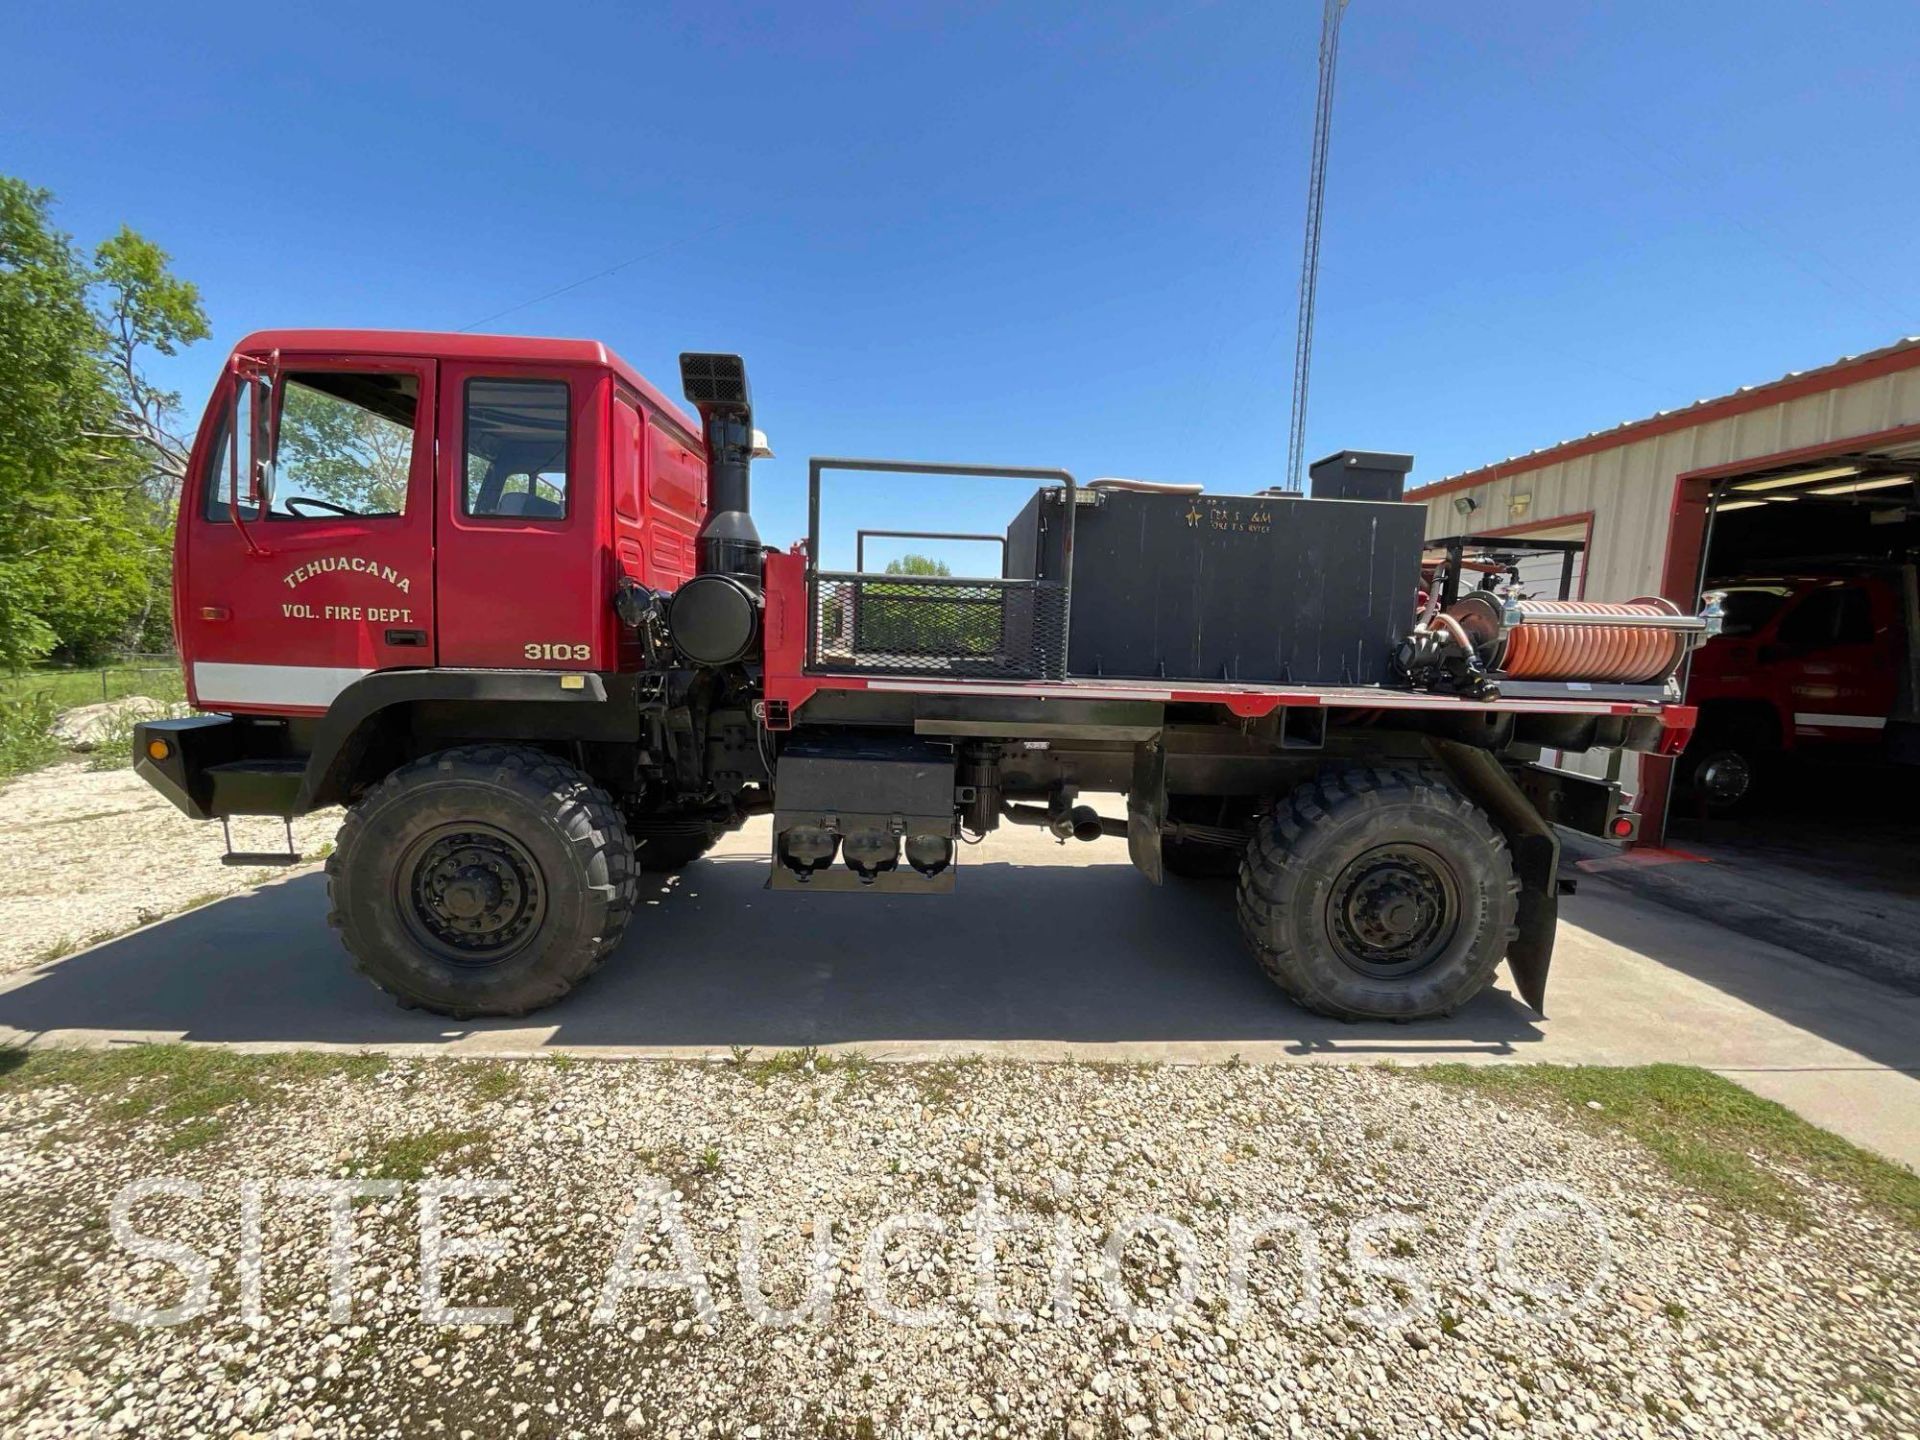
[1777,586,1873,648]
[464,379,570,519]
[269,372,417,520]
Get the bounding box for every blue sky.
[7,1,1918,570]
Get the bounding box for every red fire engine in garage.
[136,330,1709,1022]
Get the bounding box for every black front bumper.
[133,715,305,820]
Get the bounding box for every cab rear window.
[464,379,571,519]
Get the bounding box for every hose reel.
[1400,590,1723,692]
[1447,593,1720,684]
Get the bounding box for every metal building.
[1406,336,1920,842]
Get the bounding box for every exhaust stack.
[679,352,762,579]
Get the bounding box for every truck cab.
[177,330,706,717]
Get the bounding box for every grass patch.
[460,1062,524,1103]
[0,691,62,780]
[735,1046,878,1086]
[30,934,94,966]
[0,661,183,712]
[359,1128,494,1182]
[0,1045,388,1150]
[912,1055,985,1108]
[1414,1063,1919,1231]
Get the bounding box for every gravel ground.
[0,761,339,977]
[0,1056,1912,1439]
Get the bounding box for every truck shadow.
[0,853,1542,1055]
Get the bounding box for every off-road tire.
[327,745,636,1018]
[1236,767,1519,1021]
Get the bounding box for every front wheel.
[327,745,636,1018]
[1237,767,1519,1021]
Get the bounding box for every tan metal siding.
[1416,369,1920,796]
[1420,369,1920,603]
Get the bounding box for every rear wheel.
[1237,767,1519,1020]
[327,745,635,1018]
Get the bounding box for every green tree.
[94,226,210,509]
[0,178,102,667]
[0,177,206,667]
[884,553,952,576]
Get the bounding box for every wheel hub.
[401,827,546,965]
[1697,751,1751,805]
[1327,843,1460,979]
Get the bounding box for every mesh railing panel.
[809,573,1067,679]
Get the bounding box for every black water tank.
[1005,486,1425,687]
[1309,450,1414,503]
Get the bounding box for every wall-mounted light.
[1453,495,1479,517]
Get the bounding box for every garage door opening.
[1652,438,1920,925]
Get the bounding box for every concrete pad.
[1565,822,1920,993]
[2,816,1915,1165]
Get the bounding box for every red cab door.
[183,353,437,714]
[434,362,609,669]
[1776,581,1899,744]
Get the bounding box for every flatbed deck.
[801,672,1676,717]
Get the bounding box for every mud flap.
[1502,830,1560,1014]
[1127,737,1166,886]
[1430,741,1561,1015]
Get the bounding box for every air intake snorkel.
[679,352,762,580]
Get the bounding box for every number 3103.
[524,642,591,661]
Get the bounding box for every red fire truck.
[135,331,1707,1022]
[1680,569,1919,809]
